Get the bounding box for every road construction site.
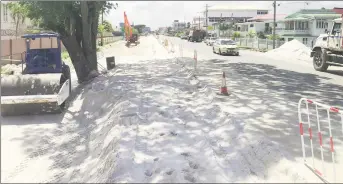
[1,35,342,183]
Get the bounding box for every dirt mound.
[265,39,312,62]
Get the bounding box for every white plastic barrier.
[298,98,343,183]
[179,44,183,58]
[194,50,197,73]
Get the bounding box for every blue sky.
[105,1,343,30]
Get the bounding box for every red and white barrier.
[298,98,342,183]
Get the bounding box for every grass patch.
[1,68,14,75]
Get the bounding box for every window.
[332,22,341,34]
[303,38,308,45]
[221,39,236,45]
[316,19,328,29]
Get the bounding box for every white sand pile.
[1,64,23,75]
[265,39,312,62]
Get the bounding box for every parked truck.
[310,15,343,71]
[188,29,203,42]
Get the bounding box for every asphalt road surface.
[161,35,343,183]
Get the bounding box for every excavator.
[1,33,72,116]
[124,12,140,47]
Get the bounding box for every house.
[191,17,206,30]
[202,5,269,37]
[276,9,341,46]
[1,1,35,40]
[236,14,287,37]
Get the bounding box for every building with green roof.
[276,8,340,46]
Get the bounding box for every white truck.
[310,17,343,71]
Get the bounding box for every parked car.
[206,37,217,46]
[212,39,239,56]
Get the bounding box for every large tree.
[21,1,117,83]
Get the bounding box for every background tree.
[232,31,241,39]
[267,34,280,40]
[21,1,117,83]
[207,25,214,31]
[219,23,229,37]
[7,2,28,38]
[187,22,191,28]
[102,20,114,32]
[133,24,146,34]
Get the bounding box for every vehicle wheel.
[219,49,222,55]
[236,52,240,56]
[313,49,329,72]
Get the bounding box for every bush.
[267,34,281,40]
[232,32,241,39]
[257,31,266,39]
[247,30,256,38]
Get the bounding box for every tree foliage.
[232,32,241,39]
[102,20,114,32]
[207,26,214,31]
[219,23,230,31]
[20,1,117,82]
[257,31,266,39]
[267,34,281,40]
[133,24,146,34]
[7,2,28,38]
[247,30,256,38]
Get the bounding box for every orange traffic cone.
[220,72,230,96]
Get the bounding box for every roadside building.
[204,5,269,27]
[277,9,341,46]
[236,14,287,37]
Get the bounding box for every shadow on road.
[2,57,342,182]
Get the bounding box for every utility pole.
[101,9,104,46]
[219,13,223,37]
[199,16,201,30]
[205,4,208,27]
[273,0,276,49]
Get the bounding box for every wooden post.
[266,38,269,49]
[9,39,13,61]
[51,38,53,48]
[40,38,42,48]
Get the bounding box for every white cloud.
[105,1,343,30]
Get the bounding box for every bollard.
[106,56,115,70]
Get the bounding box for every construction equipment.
[310,8,343,71]
[1,33,72,116]
[188,29,203,42]
[126,33,140,47]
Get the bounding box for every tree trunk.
[80,2,98,72]
[15,19,19,39]
[61,35,92,83]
